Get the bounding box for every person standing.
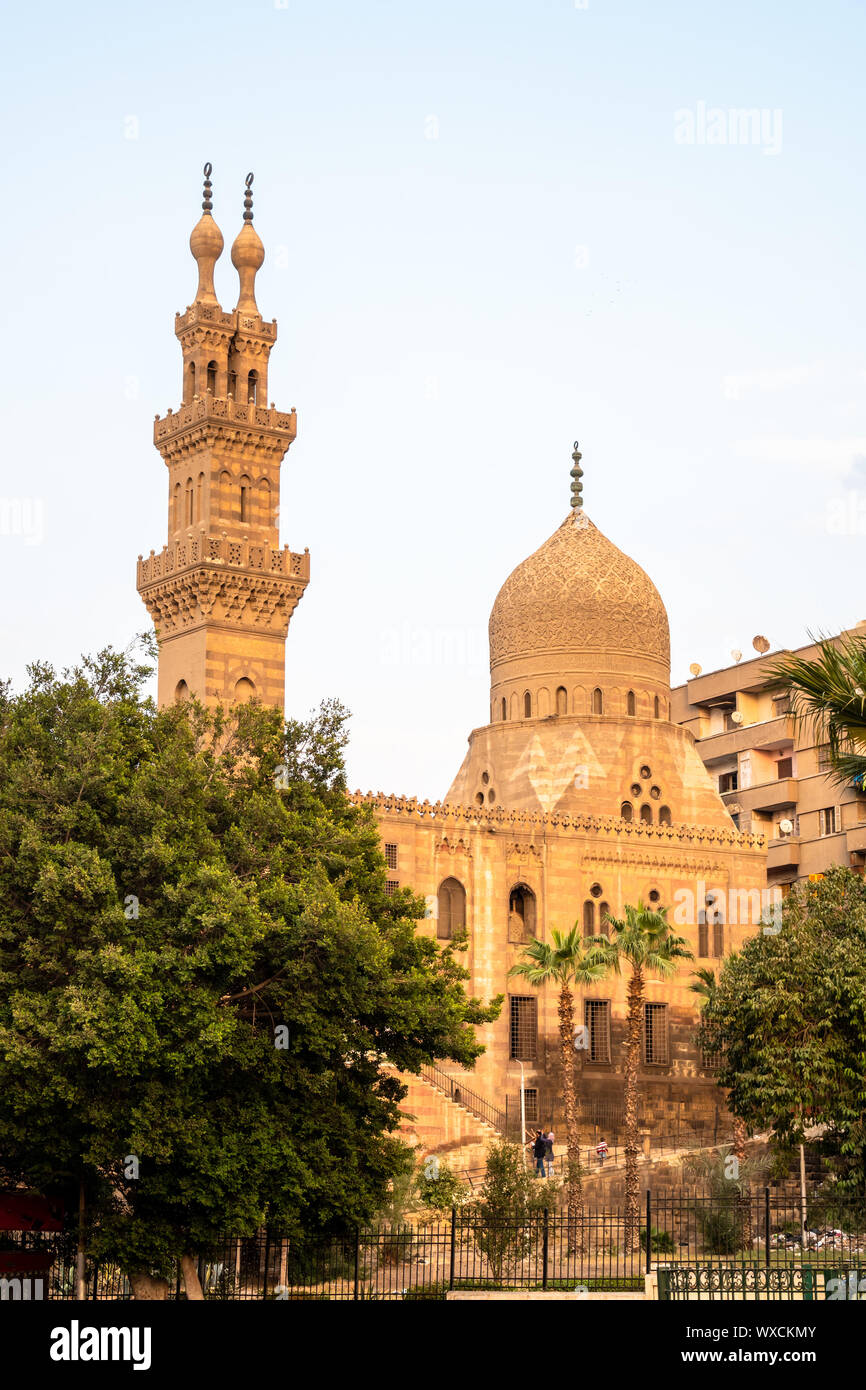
[544,1128,555,1177]
[532,1129,547,1177]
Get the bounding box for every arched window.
[206,360,217,394]
[713,915,724,958]
[234,677,256,704]
[592,687,603,715]
[219,470,232,519]
[627,690,636,716]
[658,805,672,826]
[173,482,181,532]
[654,694,661,719]
[239,475,251,523]
[186,477,194,526]
[187,361,196,399]
[197,472,205,521]
[228,369,237,400]
[523,691,532,718]
[247,370,258,405]
[698,910,709,957]
[599,902,611,938]
[583,900,596,934]
[258,476,270,525]
[621,801,633,822]
[556,686,568,716]
[437,878,465,940]
[508,884,537,942]
[501,698,507,721]
[640,804,652,825]
[174,680,189,701]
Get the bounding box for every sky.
[1,0,864,798]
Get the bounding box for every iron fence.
[3,1188,865,1300]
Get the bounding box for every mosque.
[137,171,767,1166]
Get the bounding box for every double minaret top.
[189,162,264,314]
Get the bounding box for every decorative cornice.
[153,396,296,451]
[137,532,309,587]
[350,790,766,851]
[138,567,307,637]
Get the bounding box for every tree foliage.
[0,646,500,1280]
[696,868,866,1193]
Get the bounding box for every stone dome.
[488,509,670,712]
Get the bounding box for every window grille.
[585,1000,611,1063]
[644,1003,669,1065]
[384,843,398,871]
[509,996,537,1061]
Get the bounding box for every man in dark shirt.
[532,1130,547,1177]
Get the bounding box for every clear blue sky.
[1,0,864,796]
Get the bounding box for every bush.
[639,1225,674,1254]
[417,1164,467,1212]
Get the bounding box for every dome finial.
[231,171,265,313]
[569,440,583,509]
[189,161,224,307]
[202,161,214,212]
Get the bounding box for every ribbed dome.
[489,509,670,692]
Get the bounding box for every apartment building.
[670,621,866,894]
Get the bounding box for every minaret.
[137,166,309,709]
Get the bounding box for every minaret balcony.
[154,395,296,446]
[137,533,309,589]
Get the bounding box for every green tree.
[769,632,866,788]
[0,647,500,1297]
[471,1141,548,1281]
[689,967,749,1166]
[600,905,693,1249]
[696,868,866,1199]
[508,927,610,1248]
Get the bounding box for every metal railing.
[7,1188,864,1300]
[420,1064,507,1133]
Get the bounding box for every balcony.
[722,778,798,815]
[847,825,866,859]
[697,715,792,758]
[767,837,800,871]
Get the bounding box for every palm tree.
[601,904,693,1250]
[689,966,752,1249]
[768,632,866,789]
[508,927,611,1248]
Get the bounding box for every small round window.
[650,785,661,800]
[640,764,651,779]
[590,882,603,898]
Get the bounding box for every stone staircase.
[395,1069,499,1176]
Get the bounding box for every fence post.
[262,1229,270,1300]
[449,1207,457,1291]
[645,1190,652,1274]
[542,1208,549,1290]
[354,1226,360,1300]
[764,1186,771,1268]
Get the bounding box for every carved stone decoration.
[489,510,670,685]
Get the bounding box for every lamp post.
[519,1062,527,1170]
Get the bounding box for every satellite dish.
[779,818,794,835]
[753,635,771,654]
[731,649,742,664]
[731,710,744,725]
[689,662,702,677]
